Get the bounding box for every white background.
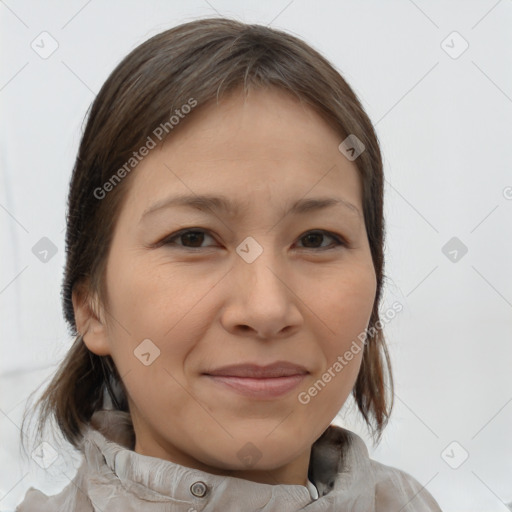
[1,1,511,510]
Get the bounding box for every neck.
[134,436,311,487]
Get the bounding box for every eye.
[295,230,347,251]
[160,228,217,249]
[158,228,347,251]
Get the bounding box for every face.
[74,86,377,486]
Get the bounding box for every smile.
[204,374,307,399]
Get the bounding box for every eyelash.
[158,228,347,252]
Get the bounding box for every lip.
[203,362,309,399]
[204,361,309,378]
[206,374,307,399]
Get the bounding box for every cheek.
[295,261,375,409]
[104,271,199,419]
[313,265,374,390]
[106,255,196,333]
[318,262,376,344]
[105,256,218,376]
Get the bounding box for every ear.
[72,282,111,356]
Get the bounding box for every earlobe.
[71,285,111,356]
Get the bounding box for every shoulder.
[369,458,443,512]
[15,462,94,512]
[16,486,70,511]
[310,424,443,510]
[15,483,94,512]
[15,411,128,511]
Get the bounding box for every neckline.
[306,478,319,500]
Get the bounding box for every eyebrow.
[140,193,361,222]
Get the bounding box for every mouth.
[203,361,309,399]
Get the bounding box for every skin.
[73,86,377,489]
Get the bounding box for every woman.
[17,17,442,511]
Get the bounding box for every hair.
[21,16,394,456]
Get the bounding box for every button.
[190,481,208,498]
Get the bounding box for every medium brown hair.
[21,16,393,455]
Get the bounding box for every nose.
[220,244,303,340]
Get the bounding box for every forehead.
[168,87,343,160]
[119,87,363,222]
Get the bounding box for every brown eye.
[162,229,216,249]
[178,231,206,247]
[159,228,346,251]
[296,230,346,250]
